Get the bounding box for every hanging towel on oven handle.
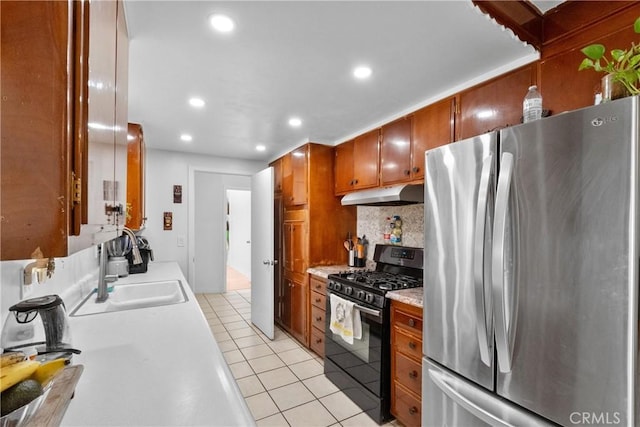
[329,293,362,344]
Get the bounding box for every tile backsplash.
[357,204,424,260]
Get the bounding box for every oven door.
[324,289,387,397]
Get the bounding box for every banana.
[30,358,67,386]
[0,352,25,368]
[0,360,40,392]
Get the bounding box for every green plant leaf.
[611,49,627,62]
[578,58,594,70]
[581,44,605,61]
[634,16,640,33]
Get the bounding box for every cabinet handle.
[316,338,322,344]
[409,406,418,415]
[408,341,416,350]
[408,318,416,327]
[404,169,411,176]
[315,298,321,303]
[412,166,420,173]
[409,370,418,379]
[316,316,322,321]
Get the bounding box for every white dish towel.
[329,293,362,344]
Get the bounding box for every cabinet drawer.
[395,352,422,395]
[393,382,422,427]
[310,290,326,309]
[310,326,325,357]
[311,304,326,332]
[394,327,422,360]
[395,309,422,335]
[309,276,327,295]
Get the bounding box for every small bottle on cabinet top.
[523,85,542,123]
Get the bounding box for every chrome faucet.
[96,228,143,303]
[123,227,143,266]
[96,241,118,303]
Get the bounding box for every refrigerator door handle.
[427,366,554,427]
[473,154,493,366]
[492,152,517,373]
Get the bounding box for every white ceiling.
[124,1,540,162]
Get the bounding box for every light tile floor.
[196,290,402,427]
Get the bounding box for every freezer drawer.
[422,358,554,427]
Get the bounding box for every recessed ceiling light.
[209,14,235,33]
[189,97,205,108]
[353,66,372,79]
[256,145,266,152]
[180,134,193,142]
[288,117,302,127]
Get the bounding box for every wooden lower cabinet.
[308,274,327,357]
[391,300,423,427]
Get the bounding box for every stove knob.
[356,290,365,300]
[333,283,342,292]
[345,286,353,296]
[365,293,374,304]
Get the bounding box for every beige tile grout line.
[197,292,400,427]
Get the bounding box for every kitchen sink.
[70,280,188,316]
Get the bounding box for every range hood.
[340,183,424,206]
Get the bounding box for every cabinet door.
[289,277,308,344]
[290,145,308,206]
[280,277,292,329]
[381,117,412,185]
[353,129,380,190]
[283,219,305,274]
[334,140,355,195]
[86,0,119,228]
[0,1,76,260]
[281,153,293,206]
[411,97,455,181]
[126,123,145,230]
[458,64,535,141]
[113,0,128,227]
[273,196,284,324]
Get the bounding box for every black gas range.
[324,244,424,424]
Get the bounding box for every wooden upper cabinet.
[335,130,380,195]
[290,146,308,206]
[1,0,128,260]
[411,97,456,180]
[126,123,145,230]
[1,1,76,260]
[457,63,536,141]
[334,139,355,195]
[353,129,380,190]
[380,117,412,185]
[281,153,293,205]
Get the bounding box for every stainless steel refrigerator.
[422,96,639,426]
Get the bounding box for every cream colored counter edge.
[62,262,255,427]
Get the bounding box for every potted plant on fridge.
[579,16,640,100]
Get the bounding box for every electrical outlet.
[177,236,185,247]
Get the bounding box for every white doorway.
[226,189,251,291]
[189,170,251,294]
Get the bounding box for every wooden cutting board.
[26,364,84,427]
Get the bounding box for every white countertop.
[62,262,255,427]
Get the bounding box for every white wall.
[226,189,252,279]
[0,246,99,338]
[144,148,264,277]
